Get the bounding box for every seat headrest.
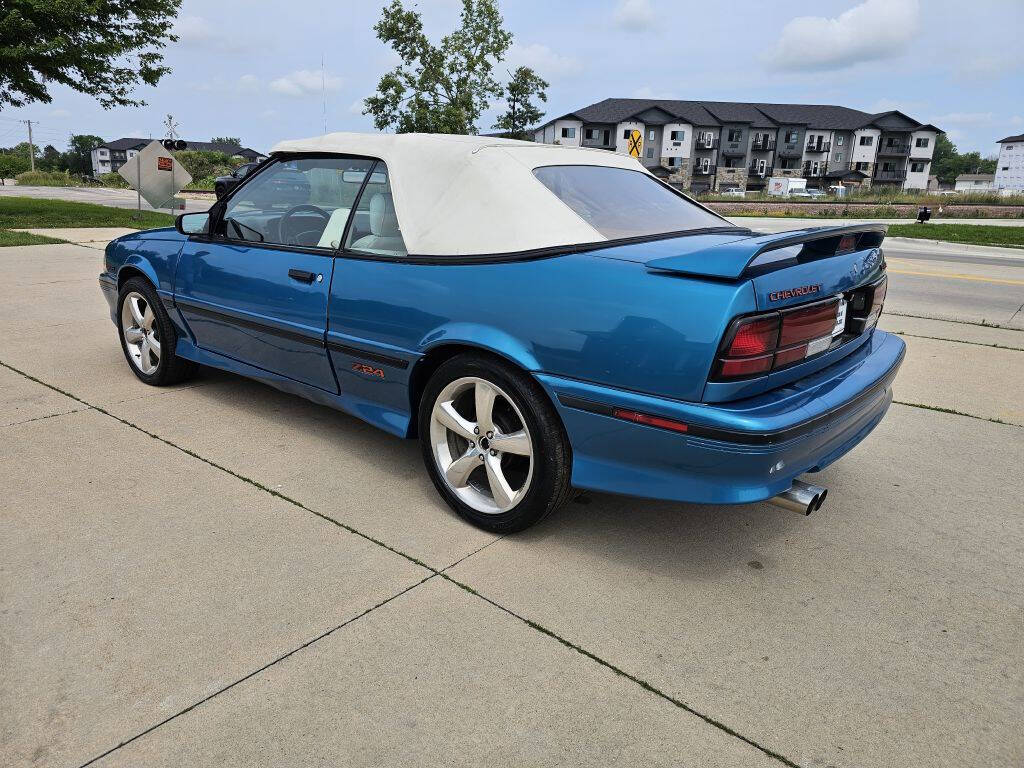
[369,192,399,237]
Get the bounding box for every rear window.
[533,165,727,240]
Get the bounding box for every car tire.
[418,353,573,533]
[117,277,197,386]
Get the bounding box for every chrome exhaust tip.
[769,479,828,516]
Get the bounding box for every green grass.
[0,229,65,247]
[0,196,175,230]
[886,223,1024,248]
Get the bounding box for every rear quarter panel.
[328,251,754,404]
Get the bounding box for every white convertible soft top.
[270,132,652,256]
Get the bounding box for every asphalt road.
[2,226,1022,767]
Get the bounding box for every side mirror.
[176,212,210,236]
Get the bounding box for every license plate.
[832,297,848,336]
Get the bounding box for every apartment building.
[533,98,941,193]
[994,134,1024,193]
[90,138,266,177]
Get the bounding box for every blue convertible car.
[99,133,903,531]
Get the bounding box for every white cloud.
[50,108,72,118]
[767,0,919,72]
[349,99,367,116]
[613,0,655,31]
[268,70,342,98]
[506,43,581,77]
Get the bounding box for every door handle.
[288,268,316,283]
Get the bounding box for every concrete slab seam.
[885,311,1024,332]
[890,331,1024,352]
[0,357,808,768]
[892,400,1020,428]
[2,406,93,429]
[76,574,438,768]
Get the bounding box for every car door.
[174,156,377,392]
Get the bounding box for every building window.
[727,129,741,142]
[561,126,575,139]
[584,128,597,140]
[646,147,654,158]
[98,149,108,157]
[836,136,844,146]
[910,162,926,173]
[859,135,873,146]
[670,130,684,141]
[836,153,843,162]
[624,129,631,139]
[915,137,929,148]
[784,130,797,143]
[647,130,655,141]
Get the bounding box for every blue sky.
[1,0,1021,155]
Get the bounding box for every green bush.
[14,170,82,187]
[98,172,129,188]
[172,150,241,184]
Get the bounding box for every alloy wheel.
[120,291,161,375]
[429,376,534,514]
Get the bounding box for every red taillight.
[715,298,843,381]
[871,278,887,314]
[772,343,808,367]
[726,316,779,356]
[612,408,689,433]
[779,300,839,346]
[718,354,773,378]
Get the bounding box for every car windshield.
[533,165,727,240]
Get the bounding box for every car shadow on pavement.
[169,366,807,579]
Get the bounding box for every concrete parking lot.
[1,236,1022,767]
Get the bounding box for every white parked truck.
[767,177,807,196]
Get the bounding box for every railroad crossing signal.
[627,129,643,158]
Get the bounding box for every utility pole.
[22,120,35,171]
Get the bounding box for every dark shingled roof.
[538,99,942,134]
[97,138,265,156]
[998,134,1024,143]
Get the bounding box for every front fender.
[419,321,542,371]
[118,255,162,291]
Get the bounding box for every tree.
[211,137,241,147]
[0,0,181,110]
[0,152,30,182]
[492,67,548,140]
[364,0,513,134]
[9,141,38,164]
[930,134,996,185]
[40,144,62,170]
[62,134,105,175]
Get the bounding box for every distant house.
[90,138,267,177]
[994,134,1024,193]
[954,173,996,192]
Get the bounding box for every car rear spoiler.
[644,223,888,280]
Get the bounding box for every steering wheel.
[278,204,331,245]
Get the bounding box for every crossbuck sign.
[118,141,192,210]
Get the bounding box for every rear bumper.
[536,329,905,505]
[99,273,117,322]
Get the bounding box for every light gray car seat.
[351,192,406,255]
